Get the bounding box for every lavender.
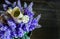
[0,0,41,39]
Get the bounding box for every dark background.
[0,0,58,39]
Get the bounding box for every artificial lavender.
[0,0,41,39]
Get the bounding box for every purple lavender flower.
[0,26,7,31]
[22,24,30,32]
[1,29,11,39]
[0,0,41,39]
[18,28,24,37]
[11,30,17,38]
[7,20,16,30]
[3,0,23,11]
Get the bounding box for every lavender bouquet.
[0,0,41,39]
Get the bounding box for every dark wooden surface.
[0,0,58,39]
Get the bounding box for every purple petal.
[31,18,38,25]
[28,2,33,12]
[29,25,35,31]
[2,29,11,39]
[18,28,24,37]
[32,14,41,25]
[5,0,11,5]
[24,2,27,8]
[36,14,41,21]
[0,31,5,38]
[13,2,16,7]
[7,20,16,30]
[24,9,34,17]
[35,24,41,28]
[0,26,7,31]
[22,24,29,32]
[11,30,17,38]
[3,4,7,10]
[17,0,22,10]
[28,17,33,24]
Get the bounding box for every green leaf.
[22,35,30,39]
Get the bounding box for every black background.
[0,0,58,39]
